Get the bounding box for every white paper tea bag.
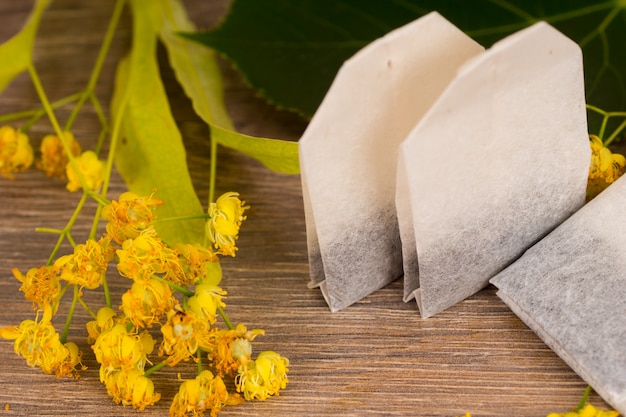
[490,176,626,413]
[299,13,484,311]
[397,22,590,318]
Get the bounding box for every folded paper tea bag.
[490,176,626,414]
[396,22,590,318]
[299,13,484,311]
[299,13,483,311]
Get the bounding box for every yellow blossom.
[36,131,81,178]
[92,324,155,380]
[236,351,289,401]
[13,266,61,313]
[65,150,105,192]
[86,306,119,344]
[54,237,113,290]
[170,370,243,417]
[102,369,160,410]
[205,192,249,257]
[116,227,182,283]
[0,307,82,378]
[121,278,177,328]
[587,134,626,200]
[159,308,215,366]
[208,324,265,378]
[186,283,227,325]
[547,403,620,417]
[0,125,33,178]
[102,191,163,245]
[173,243,221,286]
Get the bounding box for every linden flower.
[121,278,177,328]
[0,125,33,178]
[170,370,243,417]
[86,306,119,344]
[13,265,62,312]
[587,134,626,200]
[65,150,105,192]
[36,131,81,178]
[102,369,160,410]
[174,243,221,286]
[54,237,113,290]
[547,403,620,417]
[205,192,249,257]
[102,191,163,245]
[186,283,227,324]
[236,351,289,401]
[0,307,83,378]
[92,323,155,380]
[116,227,182,283]
[159,308,215,366]
[208,324,265,378]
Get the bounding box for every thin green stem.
[152,213,211,225]
[217,305,234,330]
[197,350,203,374]
[604,118,626,147]
[144,361,168,377]
[28,64,91,193]
[152,275,194,297]
[60,285,80,344]
[78,296,97,320]
[209,135,218,205]
[102,274,112,309]
[45,192,89,265]
[576,385,592,411]
[65,0,125,131]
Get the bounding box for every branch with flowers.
[0,0,290,415]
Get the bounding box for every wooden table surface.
[0,1,613,416]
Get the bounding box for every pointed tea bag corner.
[398,21,590,318]
[299,12,484,311]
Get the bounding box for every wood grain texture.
[0,1,612,416]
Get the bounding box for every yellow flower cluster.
[0,126,108,192]
[587,134,626,200]
[206,192,249,256]
[0,306,83,378]
[0,126,33,178]
[547,403,620,417]
[36,131,81,178]
[3,190,287,414]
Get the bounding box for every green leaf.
[158,0,300,174]
[183,0,626,130]
[211,124,299,174]
[158,0,234,130]
[111,0,205,245]
[0,0,50,94]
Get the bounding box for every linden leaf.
[183,0,626,132]
[159,0,300,174]
[0,0,50,94]
[111,0,205,245]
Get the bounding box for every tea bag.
[490,176,626,413]
[397,22,590,318]
[299,12,484,311]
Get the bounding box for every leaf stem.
[78,296,97,320]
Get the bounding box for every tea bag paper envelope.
[490,176,626,414]
[299,12,484,312]
[396,22,589,318]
